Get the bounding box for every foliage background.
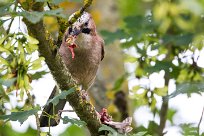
[0,0,204,136]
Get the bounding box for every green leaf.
[24,74,31,91]
[144,61,172,73]
[0,46,10,54]
[147,121,159,135]
[0,107,40,124]
[4,40,12,49]
[62,116,86,126]
[50,0,82,4]
[167,109,177,125]
[20,9,66,24]
[44,8,67,18]
[60,125,87,136]
[124,55,137,63]
[0,3,12,16]
[112,74,127,91]
[17,41,24,54]
[0,57,9,65]
[0,36,7,45]
[162,33,194,47]
[46,88,75,106]
[25,35,39,44]
[20,11,44,24]
[0,77,16,87]
[0,125,38,136]
[27,43,38,52]
[31,71,49,80]
[166,82,204,99]
[99,124,121,136]
[180,123,198,136]
[132,131,147,136]
[144,61,180,78]
[30,57,45,70]
[100,29,128,45]
[154,86,168,96]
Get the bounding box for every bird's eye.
[84,21,88,26]
[68,27,72,34]
[82,28,91,34]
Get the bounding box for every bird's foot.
[97,108,133,134]
[81,89,90,101]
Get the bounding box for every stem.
[6,0,18,34]
[197,104,204,134]
[6,18,14,34]
[158,100,168,135]
[26,91,41,136]
[157,44,172,136]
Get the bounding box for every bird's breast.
[59,42,102,89]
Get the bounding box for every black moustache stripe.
[82,28,91,34]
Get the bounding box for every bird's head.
[68,12,96,37]
[63,12,97,59]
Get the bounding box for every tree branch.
[22,1,102,136]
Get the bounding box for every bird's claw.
[81,89,90,101]
[98,108,133,134]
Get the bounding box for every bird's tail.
[39,86,66,127]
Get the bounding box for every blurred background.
[0,0,204,135]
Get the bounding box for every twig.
[6,0,19,34]
[6,18,14,34]
[197,104,204,134]
[26,91,41,136]
[158,100,168,135]
[58,110,74,114]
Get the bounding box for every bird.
[39,12,105,127]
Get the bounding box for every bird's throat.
[68,44,77,59]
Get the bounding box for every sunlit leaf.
[24,74,31,91]
[112,74,127,91]
[0,36,7,45]
[154,86,168,96]
[167,109,177,124]
[150,96,157,110]
[25,35,39,44]
[0,46,10,54]
[124,55,137,63]
[29,57,45,70]
[0,57,9,65]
